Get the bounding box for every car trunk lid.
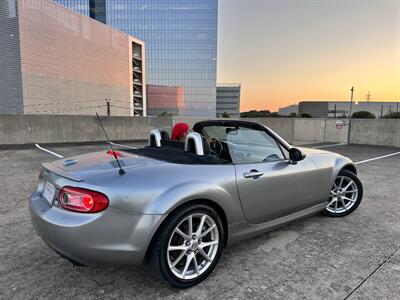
[42,151,163,182]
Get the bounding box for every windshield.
[201,125,287,164]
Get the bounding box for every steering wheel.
[209,138,224,156]
[263,154,280,162]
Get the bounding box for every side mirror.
[289,148,305,164]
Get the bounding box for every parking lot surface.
[0,143,399,299]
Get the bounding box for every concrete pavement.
[0,144,399,299]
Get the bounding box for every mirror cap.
[289,148,306,164]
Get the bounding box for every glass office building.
[56,0,218,117]
[55,0,90,15]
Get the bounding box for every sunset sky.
[217,0,400,112]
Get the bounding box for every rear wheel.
[147,204,224,288]
[323,169,363,217]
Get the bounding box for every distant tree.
[158,111,172,117]
[298,113,312,118]
[290,112,297,118]
[221,112,231,118]
[239,110,287,118]
[240,110,274,118]
[352,111,375,119]
[382,112,400,119]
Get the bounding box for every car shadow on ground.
[25,213,334,298]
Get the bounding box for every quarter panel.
[30,191,163,266]
[82,162,245,225]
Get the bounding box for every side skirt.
[227,203,327,245]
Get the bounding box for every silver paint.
[30,122,358,266]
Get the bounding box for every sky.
[217,0,400,112]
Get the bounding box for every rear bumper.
[30,191,163,266]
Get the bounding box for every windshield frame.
[193,120,291,164]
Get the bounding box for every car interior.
[125,128,227,164]
[124,122,288,165]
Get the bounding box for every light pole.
[106,98,111,116]
[347,86,354,144]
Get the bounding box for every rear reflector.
[59,186,109,213]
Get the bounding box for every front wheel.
[147,204,224,288]
[323,169,363,217]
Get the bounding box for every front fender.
[307,153,356,199]
[332,156,356,183]
[143,181,245,225]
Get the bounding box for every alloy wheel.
[326,175,359,214]
[167,213,219,280]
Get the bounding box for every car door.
[228,127,324,224]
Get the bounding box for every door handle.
[243,169,264,179]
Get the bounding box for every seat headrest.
[184,132,208,156]
[148,129,162,147]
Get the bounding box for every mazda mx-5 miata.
[30,120,363,288]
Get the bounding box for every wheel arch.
[331,156,357,184]
[341,163,357,175]
[145,198,229,260]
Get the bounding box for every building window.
[8,0,16,18]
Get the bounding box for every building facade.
[216,84,241,118]
[146,85,184,116]
[56,0,218,117]
[106,0,217,117]
[278,104,298,116]
[298,101,400,118]
[0,0,145,116]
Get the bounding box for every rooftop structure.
[216,84,241,118]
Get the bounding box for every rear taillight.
[59,187,109,213]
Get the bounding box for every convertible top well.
[122,121,238,164]
[124,147,227,164]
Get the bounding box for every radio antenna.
[96,113,125,175]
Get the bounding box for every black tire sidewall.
[155,204,224,288]
[324,169,363,217]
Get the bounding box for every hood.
[42,150,164,182]
[296,146,340,156]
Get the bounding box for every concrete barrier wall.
[324,119,349,143]
[294,118,349,144]
[294,119,326,143]
[0,115,399,147]
[172,117,294,143]
[0,115,170,145]
[172,117,397,147]
[350,119,400,147]
[241,118,294,143]
[172,116,207,128]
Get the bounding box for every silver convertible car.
[30,120,363,288]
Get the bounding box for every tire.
[323,169,363,217]
[147,203,225,288]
